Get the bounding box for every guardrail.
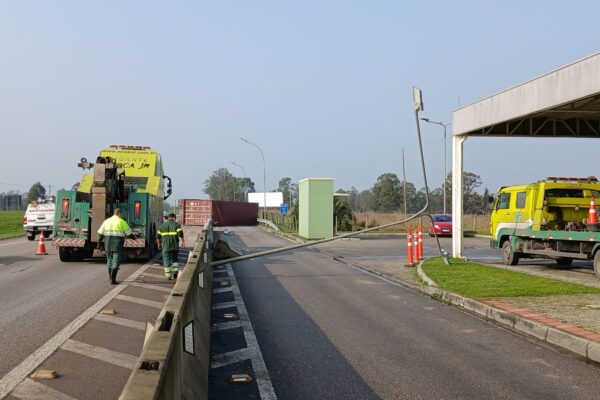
[120,222,214,400]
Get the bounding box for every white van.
[23,198,55,241]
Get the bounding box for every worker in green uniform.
[157,213,185,280]
[98,208,136,285]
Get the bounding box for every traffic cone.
[417,226,423,260]
[36,231,48,255]
[406,229,414,267]
[588,197,598,224]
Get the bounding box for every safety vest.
[98,215,133,237]
[158,220,183,251]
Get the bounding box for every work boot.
[108,268,111,281]
[172,271,178,280]
[110,269,118,285]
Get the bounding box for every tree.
[334,197,353,231]
[236,177,255,201]
[372,173,401,212]
[26,182,46,203]
[203,168,236,201]
[444,171,484,214]
[278,177,292,204]
[290,183,298,206]
[356,190,377,211]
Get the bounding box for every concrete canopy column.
[452,135,467,258]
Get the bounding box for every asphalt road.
[228,228,600,400]
[0,237,148,378]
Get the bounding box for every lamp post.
[230,161,247,201]
[420,118,451,214]
[241,138,267,218]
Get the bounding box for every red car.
[429,214,452,236]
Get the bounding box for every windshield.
[433,215,452,222]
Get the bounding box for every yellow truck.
[490,177,600,280]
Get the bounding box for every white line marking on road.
[226,264,277,400]
[130,282,173,293]
[0,254,160,399]
[115,295,163,309]
[213,286,233,294]
[11,378,77,400]
[0,240,27,248]
[210,348,251,369]
[212,301,237,310]
[138,272,167,279]
[93,314,147,331]
[211,320,242,332]
[62,339,137,369]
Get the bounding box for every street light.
[230,161,247,201]
[420,118,451,214]
[240,138,267,218]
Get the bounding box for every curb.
[417,259,600,364]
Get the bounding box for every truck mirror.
[163,176,173,200]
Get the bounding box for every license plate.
[442,229,450,232]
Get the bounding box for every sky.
[1,1,600,202]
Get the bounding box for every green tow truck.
[490,177,600,280]
[52,145,172,262]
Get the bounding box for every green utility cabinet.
[299,178,334,239]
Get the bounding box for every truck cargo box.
[179,199,258,226]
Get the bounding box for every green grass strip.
[422,257,600,298]
[0,211,26,240]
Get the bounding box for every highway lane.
[228,228,600,400]
[0,237,148,378]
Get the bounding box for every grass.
[0,211,25,240]
[422,257,600,298]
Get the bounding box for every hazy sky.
[1,1,600,201]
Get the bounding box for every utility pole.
[420,118,451,214]
[402,148,407,219]
[241,138,267,218]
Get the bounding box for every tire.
[43,231,51,238]
[27,233,36,241]
[502,240,520,266]
[59,247,72,262]
[556,257,573,267]
[594,251,600,280]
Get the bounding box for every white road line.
[213,286,233,294]
[115,295,163,309]
[210,348,251,369]
[11,378,77,400]
[0,254,160,399]
[226,264,277,400]
[211,320,242,332]
[93,314,147,331]
[130,282,173,293]
[212,301,237,310]
[0,239,27,248]
[138,272,167,279]
[62,339,137,370]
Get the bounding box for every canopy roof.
[452,53,600,137]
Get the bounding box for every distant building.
[0,193,26,211]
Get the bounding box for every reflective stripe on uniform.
[159,232,178,236]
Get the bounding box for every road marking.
[93,314,147,331]
[226,264,277,400]
[211,320,242,332]
[0,254,160,399]
[138,272,167,279]
[115,294,163,309]
[0,240,27,248]
[130,282,173,293]
[212,301,237,310]
[62,339,137,369]
[11,378,77,400]
[210,348,251,369]
[213,286,233,294]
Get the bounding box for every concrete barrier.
[119,228,213,400]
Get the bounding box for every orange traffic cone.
[588,197,598,225]
[36,231,48,255]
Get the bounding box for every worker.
[157,213,185,280]
[98,208,136,285]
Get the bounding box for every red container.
[178,199,258,226]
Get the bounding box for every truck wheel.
[502,240,520,266]
[59,247,72,262]
[43,231,51,238]
[556,257,573,267]
[594,252,600,280]
[27,233,36,241]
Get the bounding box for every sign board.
[183,321,194,355]
[413,86,424,111]
[247,192,284,208]
[280,203,288,215]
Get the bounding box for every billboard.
[247,192,284,208]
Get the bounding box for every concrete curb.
[417,260,600,364]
